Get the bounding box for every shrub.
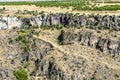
[23,62,30,68]
[8,38,13,44]
[3,7,5,10]
[97,30,101,33]
[14,69,28,80]
[16,30,31,53]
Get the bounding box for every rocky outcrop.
[0,14,120,30]
[0,28,120,80]
[30,14,120,30]
[0,16,23,29]
[58,30,120,55]
[31,38,54,60]
[34,59,81,80]
[29,38,82,80]
[0,68,8,80]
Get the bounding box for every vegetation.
[14,68,28,80]
[16,10,39,16]
[92,5,120,11]
[16,26,40,53]
[41,25,64,30]
[0,1,120,11]
[23,62,30,68]
[16,29,31,53]
[0,75,2,80]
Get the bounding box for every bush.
[3,7,5,10]
[23,62,30,68]
[14,69,28,80]
[16,30,31,52]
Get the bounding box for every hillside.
[0,27,120,80]
[0,1,120,80]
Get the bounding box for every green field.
[0,1,120,11]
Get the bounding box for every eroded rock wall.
[0,16,22,29]
[30,14,120,30]
[0,14,120,30]
[58,30,120,55]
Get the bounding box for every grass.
[16,29,31,53]
[92,5,120,11]
[0,1,120,11]
[16,26,40,53]
[0,1,117,11]
[14,68,28,80]
[0,1,85,7]
[23,62,30,68]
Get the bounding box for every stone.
[58,29,120,55]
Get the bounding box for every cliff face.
[0,14,120,80]
[30,14,120,30]
[58,29,120,55]
[0,16,22,29]
[0,28,120,80]
[1,13,120,30]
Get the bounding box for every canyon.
[0,13,120,80]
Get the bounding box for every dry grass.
[0,5,120,16]
[33,28,120,79]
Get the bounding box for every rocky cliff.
[0,14,120,80]
[1,13,120,30]
[30,13,120,30]
[0,16,22,29]
[58,29,120,55]
[0,28,120,80]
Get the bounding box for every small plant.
[14,68,28,80]
[23,62,30,68]
[39,11,45,15]
[8,38,13,44]
[16,29,31,53]
[2,7,5,10]
[57,35,63,45]
[109,29,113,33]
[97,30,101,33]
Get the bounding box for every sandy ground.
[0,5,120,16]
[96,3,120,6]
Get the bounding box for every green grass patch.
[0,1,120,11]
[14,68,28,80]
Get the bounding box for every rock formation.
[30,14,120,30]
[58,30,120,55]
[0,14,120,30]
[0,28,120,80]
[0,14,120,80]
[0,16,22,29]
